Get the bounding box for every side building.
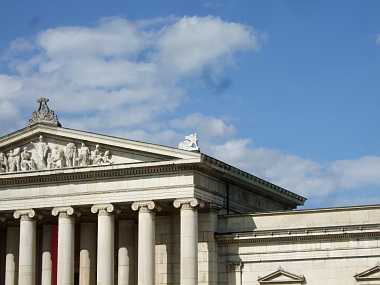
[0,98,378,285]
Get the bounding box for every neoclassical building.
[0,99,379,285]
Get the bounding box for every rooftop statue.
[28,97,61,127]
[178,133,199,151]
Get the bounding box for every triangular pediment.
[0,123,201,174]
[258,267,305,284]
[355,264,380,281]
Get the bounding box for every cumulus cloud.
[0,15,263,133]
[170,113,236,140]
[206,138,380,202]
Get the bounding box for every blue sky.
[1,0,380,209]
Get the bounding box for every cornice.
[0,161,199,187]
[215,224,380,245]
[218,204,380,218]
[201,154,306,205]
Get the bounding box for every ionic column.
[118,220,135,285]
[52,207,75,285]
[5,227,19,285]
[79,223,96,285]
[41,225,52,285]
[132,201,156,285]
[91,204,118,285]
[173,198,204,285]
[14,209,37,285]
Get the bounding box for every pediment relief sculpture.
[0,138,113,173]
[1,98,201,174]
[258,267,305,284]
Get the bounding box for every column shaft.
[52,207,75,285]
[181,208,198,285]
[91,204,117,285]
[174,198,203,285]
[98,213,114,284]
[118,220,135,285]
[132,201,156,285]
[41,225,52,285]
[79,223,96,285]
[5,227,19,285]
[14,210,37,285]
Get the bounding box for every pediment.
[355,264,380,281]
[0,123,201,174]
[258,267,305,284]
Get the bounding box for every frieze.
[215,224,380,245]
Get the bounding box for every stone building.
[0,98,379,285]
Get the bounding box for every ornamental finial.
[28,98,61,127]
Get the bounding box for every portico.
[0,99,305,284]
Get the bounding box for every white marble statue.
[10,147,21,171]
[47,145,65,169]
[21,147,36,171]
[0,152,8,172]
[178,133,199,151]
[78,143,91,166]
[65,142,77,167]
[102,150,113,164]
[92,144,103,165]
[31,135,49,169]
[7,151,15,172]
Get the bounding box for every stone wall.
[217,205,380,285]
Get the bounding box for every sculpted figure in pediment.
[65,142,77,167]
[31,135,49,169]
[7,151,15,172]
[78,143,91,166]
[47,145,66,169]
[21,147,36,171]
[0,152,8,172]
[92,144,102,165]
[102,150,113,164]
[7,147,21,172]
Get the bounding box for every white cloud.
[206,138,380,200]
[170,113,236,140]
[0,75,23,98]
[1,15,263,131]
[330,156,380,188]
[154,15,264,75]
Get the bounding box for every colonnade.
[3,198,203,285]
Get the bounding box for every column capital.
[131,201,155,213]
[173,198,204,210]
[91,203,120,215]
[14,209,36,221]
[52,206,75,218]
